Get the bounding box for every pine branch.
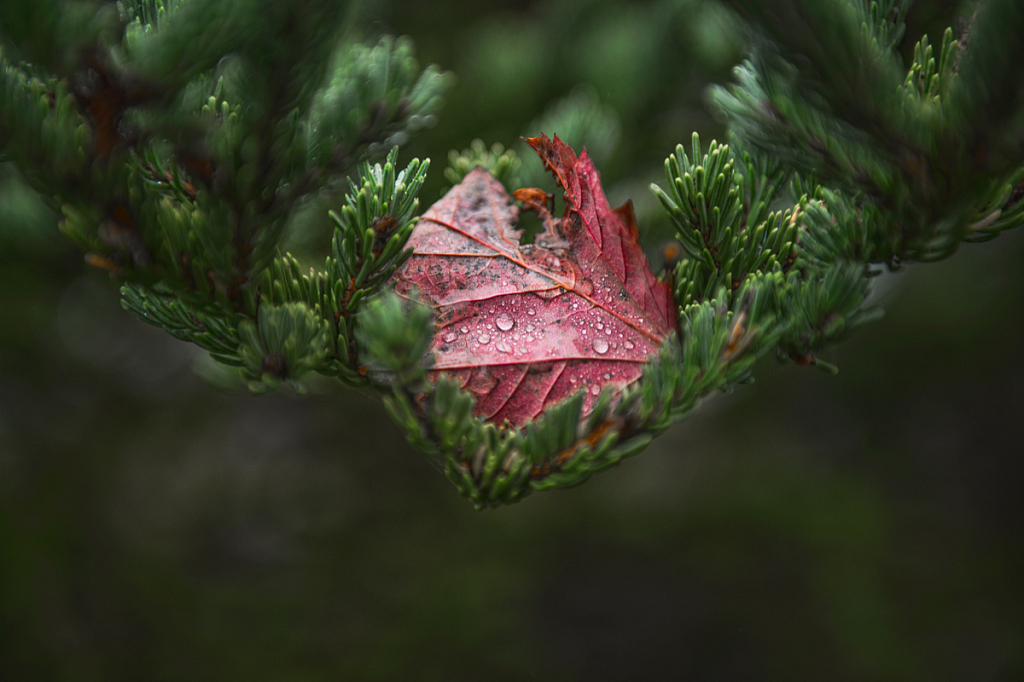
[444,139,522,189]
[360,1,1024,507]
[2,0,448,392]
[4,0,1023,508]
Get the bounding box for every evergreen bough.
[2,0,1022,508]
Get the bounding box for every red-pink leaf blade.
[392,141,676,428]
[527,134,676,334]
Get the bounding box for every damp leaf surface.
[391,134,676,427]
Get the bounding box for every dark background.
[1,1,1022,680]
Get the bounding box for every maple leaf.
[391,134,676,428]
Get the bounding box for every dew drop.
[592,338,609,354]
[527,309,536,316]
[603,372,612,380]
[444,332,457,343]
[478,333,490,344]
[526,324,535,332]
[460,326,469,333]
[525,335,535,342]
[537,287,563,299]
[623,340,635,350]
[569,375,577,384]
[496,313,514,331]
[496,341,510,353]
[590,384,601,395]
[596,322,603,330]
[605,327,612,335]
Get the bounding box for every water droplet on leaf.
[536,287,563,299]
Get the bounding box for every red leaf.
[392,134,676,427]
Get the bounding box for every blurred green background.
[1,1,1022,680]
